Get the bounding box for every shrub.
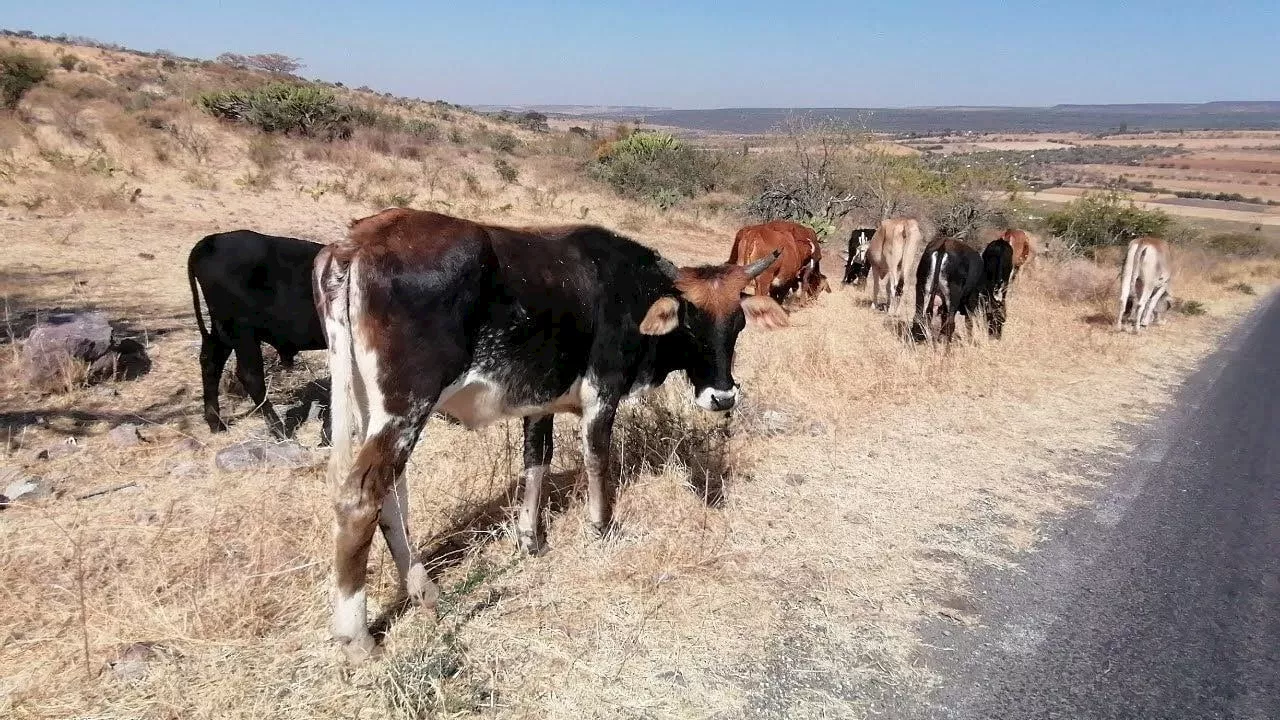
[1202,232,1267,257]
[1179,299,1206,316]
[494,157,519,184]
[198,83,352,139]
[246,134,283,170]
[1229,282,1256,295]
[0,52,51,109]
[485,130,519,154]
[58,54,79,71]
[590,130,715,207]
[1043,191,1173,248]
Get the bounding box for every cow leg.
[199,333,233,432]
[378,461,434,607]
[869,267,881,310]
[232,335,286,438]
[1139,282,1168,330]
[1132,281,1156,334]
[518,415,554,554]
[581,389,620,536]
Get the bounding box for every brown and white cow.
[997,228,1039,282]
[1116,236,1173,333]
[313,209,787,661]
[728,220,831,303]
[867,218,924,313]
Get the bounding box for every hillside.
[2,33,1278,720]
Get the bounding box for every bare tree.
[216,51,304,76]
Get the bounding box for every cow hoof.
[206,418,228,433]
[406,564,439,609]
[517,531,542,556]
[339,633,381,665]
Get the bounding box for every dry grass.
[0,33,1276,720]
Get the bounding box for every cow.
[911,237,1010,343]
[187,230,326,438]
[1116,236,1172,333]
[867,218,924,314]
[841,227,877,286]
[998,228,1039,282]
[313,208,788,661]
[728,220,831,303]
[981,239,1015,339]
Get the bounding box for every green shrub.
[58,53,79,71]
[590,130,715,207]
[0,52,51,109]
[1203,232,1266,257]
[485,130,519,154]
[198,83,352,139]
[1179,299,1206,316]
[494,157,519,184]
[1044,191,1173,248]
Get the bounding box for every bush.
[58,54,79,71]
[1229,282,1256,295]
[0,52,50,109]
[1179,299,1206,316]
[198,83,352,139]
[1202,232,1266,257]
[590,130,715,207]
[485,130,519,154]
[494,158,519,184]
[1044,191,1173,248]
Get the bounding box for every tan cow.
[997,228,1039,282]
[1116,236,1172,333]
[867,218,924,314]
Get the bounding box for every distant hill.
[477,102,1280,135]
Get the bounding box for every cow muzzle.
[695,385,740,412]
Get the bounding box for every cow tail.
[187,253,210,340]
[1117,240,1141,328]
[315,246,358,483]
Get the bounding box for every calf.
[315,209,788,661]
[841,227,876,285]
[868,218,924,313]
[1116,236,1173,333]
[188,230,325,437]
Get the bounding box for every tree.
[216,51,304,75]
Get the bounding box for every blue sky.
[7,1,1278,108]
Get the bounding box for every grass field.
[2,35,1277,719]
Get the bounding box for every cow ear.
[741,296,788,330]
[639,296,680,335]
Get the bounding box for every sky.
[7,1,1279,109]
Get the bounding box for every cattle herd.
[184,208,1175,660]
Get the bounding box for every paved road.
[913,294,1280,720]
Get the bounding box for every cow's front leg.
[518,415,554,554]
[580,391,620,537]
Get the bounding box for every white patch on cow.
[518,463,548,542]
[332,587,368,642]
[694,384,740,411]
[436,372,593,429]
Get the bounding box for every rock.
[107,641,170,682]
[36,439,82,461]
[214,440,322,473]
[758,409,792,437]
[21,311,113,389]
[108,423,145,447]
[168,462,203,479]
[88,339,151,382]
[783,473,806,487]
[175,437,204,454]
[657,669,688,687]
[1,471,50,507]
[805,421,829,437]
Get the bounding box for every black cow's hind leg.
[200,334,233,432]
[233,335,287,438]
[518,415,554,554]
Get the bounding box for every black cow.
[980,239,1015,339]
[187,230,326,437]
[314,208,788,660]
[841,227,877,285]
[911,237,985,343]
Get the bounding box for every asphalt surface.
[911,294,1280,720]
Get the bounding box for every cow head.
[639,251,788,411]
[841,230,873,285]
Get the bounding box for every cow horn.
[743,249,782,280]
